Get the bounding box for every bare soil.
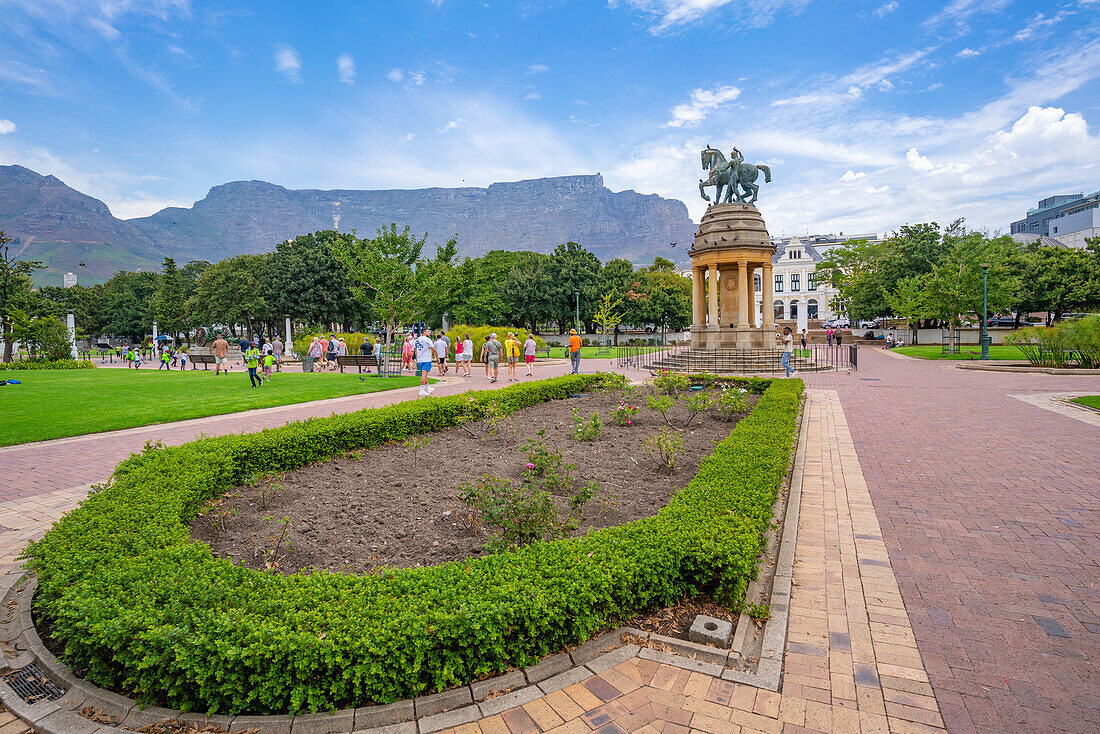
[191,388,758,574]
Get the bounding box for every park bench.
[190,354,216,370]
[336,355,379,374]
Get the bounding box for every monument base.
[693,325,775,349]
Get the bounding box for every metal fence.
[616,343,858,373]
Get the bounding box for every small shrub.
[247,472,285,510]
[647,394,675,426]
[643,427,684,472]
[715,387,749,421]
[403,435,432,468]
[460,474,563,550]
[610,400,639,426]
[248,516,294,570]
[0,358,94,371]
[653,369,691,396]
[597,372,631,397]
[209,508,237,534]
[747,602,771,624]
[683,392,712,426]
[571,408,602,441]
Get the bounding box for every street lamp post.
[574,290,580,334]
[979,263,991,361]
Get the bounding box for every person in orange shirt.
[568,328,582,374]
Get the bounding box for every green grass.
[1070,395,1100,411]
[0,368,422,446]
[537,345,668,360]
[892,345,1028,361]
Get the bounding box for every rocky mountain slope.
[1,165,695,285]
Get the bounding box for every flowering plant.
[610,401,639,426]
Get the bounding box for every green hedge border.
[0,359,95,371]
[24,373,803,715]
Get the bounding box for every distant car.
[985,316,1017,328]
[822,318,850,328]
[858,319,881,329]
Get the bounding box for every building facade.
[62,272,77,288]
[755,232,881,328]
[1010,193,1087,236]
[1048,192,1100,248]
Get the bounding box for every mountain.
[0,165,163,285]
[1,166,696,285]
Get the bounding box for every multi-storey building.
[1009,192,1089,237]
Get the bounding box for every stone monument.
[689,146,776,349]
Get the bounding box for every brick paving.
[2,349,1098,733]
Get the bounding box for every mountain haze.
[0,166,695,285]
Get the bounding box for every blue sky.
[1,0,1098,238]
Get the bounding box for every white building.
[63,272,77,288]
[755,232,882,329]
[1048,192,1100,248]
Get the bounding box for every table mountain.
[2,165,695,285]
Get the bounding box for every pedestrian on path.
[327,335,338,370]
[485,333,502,383]
[434,333,448,375]
[262,352,275,381]
[504,332,521,381]
[826,327,834,346]
[781,327,796,377]
[835,330,843,346]
[402,335,414,372]
[272,337,283,372]
[245,343,263,387]
[179,348,188,370]
[461,333,474,377]
[213,335,229,375]
[568,329,582,375]
[415,329,436,396]
[307,337,322,371]
[800,329,807,350]
[480,336,491,379]
[523,334,537,377]
[159,349,171,370]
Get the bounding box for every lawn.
[1070,395,1100,411]
[892,345,1028,361]
[0,368,422,446]
[537,345,669,360]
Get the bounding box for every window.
[790,299,799,319]
[1031,221,1039,229]
[754,273,761,292]
[775,274,784,293]
[788,249,800,259]
[808,272,816,290]
[774,300,784,321]
[791,274,800,292]
[808,299,819,319]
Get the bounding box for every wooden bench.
[336,355,379,374]
[191,354,217,370]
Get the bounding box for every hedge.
[0,359,95,371]
[24,373,802,715]
[445,325,546,362]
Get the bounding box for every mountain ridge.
[0,165,696,285]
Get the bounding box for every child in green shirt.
[245,346,263,387]
[262,353,275,380]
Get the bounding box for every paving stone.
[414,687,473,718]
[28,709,96,734]
[352,700,414,729]
[477,686,543,718]
[470,670,526,702]
[230,714,291,733]
[583,644,640,674]
[417,704,481,734]
[523,653,572,683]
[537,666,592,695]
[291,709,354,734]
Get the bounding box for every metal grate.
[3,661,67,703]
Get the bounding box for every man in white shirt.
[434,334,448,376]
[415,329,436,396]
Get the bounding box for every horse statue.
[698,146,772,206]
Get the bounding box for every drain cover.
[3,661,67,703]
[859,378,883,381]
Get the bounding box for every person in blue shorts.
[414,329,436,397]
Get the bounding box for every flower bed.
[25,373,802,716]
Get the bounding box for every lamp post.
[979,263,991,361]
[574,290,580,334]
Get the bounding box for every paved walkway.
[2,350,1098,733]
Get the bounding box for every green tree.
[923,233,1018,326]
[885,275,927,344]
[544,242,602,333]
[501,252,553,332]
[0,232,43,361]
[815,238,889,322]
[99,270,159,340]
[152,257,186,340]
[328,224,457,356]
[266,232,359,327]
[187,254,272,336]
[592,292,624,346]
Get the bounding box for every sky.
[1,0,1098,239]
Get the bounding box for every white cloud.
[842,47,934,90]
[386,68,405,82]
[956,47,980,58]
[1013,11,1067,42]
[875,1,898,18]
[840,170,865,181]
[526,64,550,74]
[665,84,740,128]
[611,0,812,33]
[274,44,302,84]
[524,90,542,100]
[337,54,355,84]
[905,147,934,171]
[436,118,464,133]
[0,120,15,135]
[924,0,1011,29]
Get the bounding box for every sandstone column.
[737,260,749,327]
[763,262,775,329]
[708,263,718,327]
[692,267,704,326]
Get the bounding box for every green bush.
[1005,316,1100,368]
[445,325,545,362]
[0,359,94,371]
[24,373,801,716]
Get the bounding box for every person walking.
[523,333,537,377]
[307,336,322,371]
[434,332,448,376]
[179,348,188,370]
[800,329,807,350]
[245,342,264,387]
[461,333,474,377]
[402,335,414,372]
[826,327,834,346]
[835,330,843,346]
[327,335,338,371]
[504,332,520,381]
[272,336,283,372]
[415,329,436,396]
[158,348,171,370]
[781,327,796,377]
[568,328,582,375]
[360,338,374,357]
[485,332,502,383]
[480,335,491,379]
[212,334,229,375]
[262,350,275,381]
[238,335,250,366]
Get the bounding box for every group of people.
[210,333,284,387]
[304,334,361,371]
[407,330,539,397]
